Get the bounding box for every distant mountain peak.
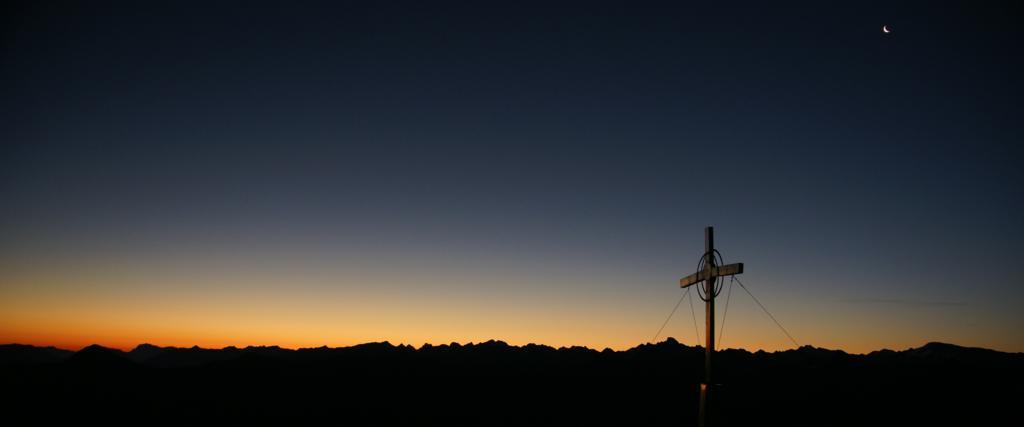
[132,343,162,351]
[920,341,960,350]
[128,343,167,363]
[70,344,134,367]
[80,343,113,352]
[907,341,994,358]
[0,343,74,365]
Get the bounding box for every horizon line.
[3,337,1010,356]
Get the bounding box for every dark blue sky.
[1,1,1021,351]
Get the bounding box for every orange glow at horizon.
[2,253,1021,354]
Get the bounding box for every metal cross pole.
[678,226,744,427]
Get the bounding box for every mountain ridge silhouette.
[2,339,1020,368]
[3,339,1020,424]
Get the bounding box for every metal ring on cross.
[696,249,724,302]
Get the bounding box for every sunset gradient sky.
[2,1,1022,353]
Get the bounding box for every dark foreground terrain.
[2,339,1020,425]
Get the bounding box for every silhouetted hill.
[902,341,1017,364]
[1,340,1020,425]
[126,343,165,363]
[67,344,138,370]
[0,343,74,365]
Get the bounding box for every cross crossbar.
[678,262,744,288]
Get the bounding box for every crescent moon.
[882,25,891,34]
